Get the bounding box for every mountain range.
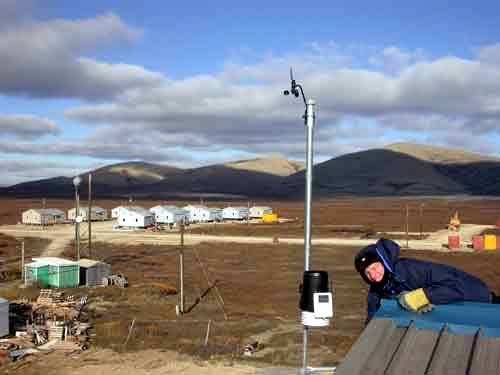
[3,144,500,198]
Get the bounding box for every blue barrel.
[299,271,329,312]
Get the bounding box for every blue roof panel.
[375,299,500,338]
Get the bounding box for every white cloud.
[0,12,163,99]
[0,114,60,139]
[478,43,500,65]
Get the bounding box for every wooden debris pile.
[2,290,92,364]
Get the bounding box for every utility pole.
[419,203,424,238]
[88,173,92,259]
[73,176,82,261]
[21,240,25,284]
[406,204,409,248]
[179,221,185,314]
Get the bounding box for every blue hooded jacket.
[355,238,492,323]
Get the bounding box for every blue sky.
[2,0,500,185]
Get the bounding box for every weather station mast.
[283,69,336,374]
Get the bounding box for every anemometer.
[283,69,335,374]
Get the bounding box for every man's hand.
[398,288,433,313]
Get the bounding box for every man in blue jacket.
[355,238,498,324]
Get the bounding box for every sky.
[2,0,500,186]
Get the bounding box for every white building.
[249,206,273,219]
[22,208,66,225]
[150,205,188,225]
[222,206,250,220]
[117,207,154,228]
[111,206,125,218]
[112,206,144,219]
[68,207,108,221]
[183,205,222,223]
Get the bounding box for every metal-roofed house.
[150,205,188,226]
[183,205,222,223]
[22,208,66,225]
[249,206,273,219]
[111,206,126,218]
[222,206,250,220]
[68,206,108,221]
[26,257,79,288]
[336,299,500,375]
[78,259,111,287]
[117,206,154,228]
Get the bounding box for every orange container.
[484,235,497,250]
[472,236,484,251]
[448,235,460,249]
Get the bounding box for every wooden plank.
[385,323,439,375]
[469,332,500,375]
[427,330,474,375]
[359,326,406,375]
[336,319,394,375]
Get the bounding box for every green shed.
[25,262,50,287]
[31,258,80,288]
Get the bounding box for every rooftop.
[336,299,500,375]
[32,257,78,266]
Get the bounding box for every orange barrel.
[448,235,460,250]
[472,236,484,251]
[484,235,497,250]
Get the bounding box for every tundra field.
[0,197,500,374]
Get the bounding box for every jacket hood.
[354,238,401,284]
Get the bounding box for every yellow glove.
[398,288,432,313]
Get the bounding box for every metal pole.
[76,186,80,261]
[304,99,315,271]
[302,99,315,373]
[88,174,92,258]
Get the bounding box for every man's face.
[364,261,385,283]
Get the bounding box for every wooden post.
[406,204,409,248]
[123,318,135,348]
[179,222,185,314]
[419,203,424,238]
[204,319,212,346]
[88,173,92,259]
[21,241,25,283]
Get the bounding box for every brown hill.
[385,143,499,164]
[225,155,304,176]
[284,148,467,196]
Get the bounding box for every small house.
[0,298,8,337]
[78,259,111,287]
[111,206,125,218]
[249,206,273,219]
[183,205,222,223]
[222,206,250,220]
[28,257,80,288]
[68,207,108,221]
[117,207,154,228]
[150,205,188,225]
[22,208,66,225]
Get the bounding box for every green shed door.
[55,265,80,288]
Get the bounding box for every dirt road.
[0,221,492,257]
